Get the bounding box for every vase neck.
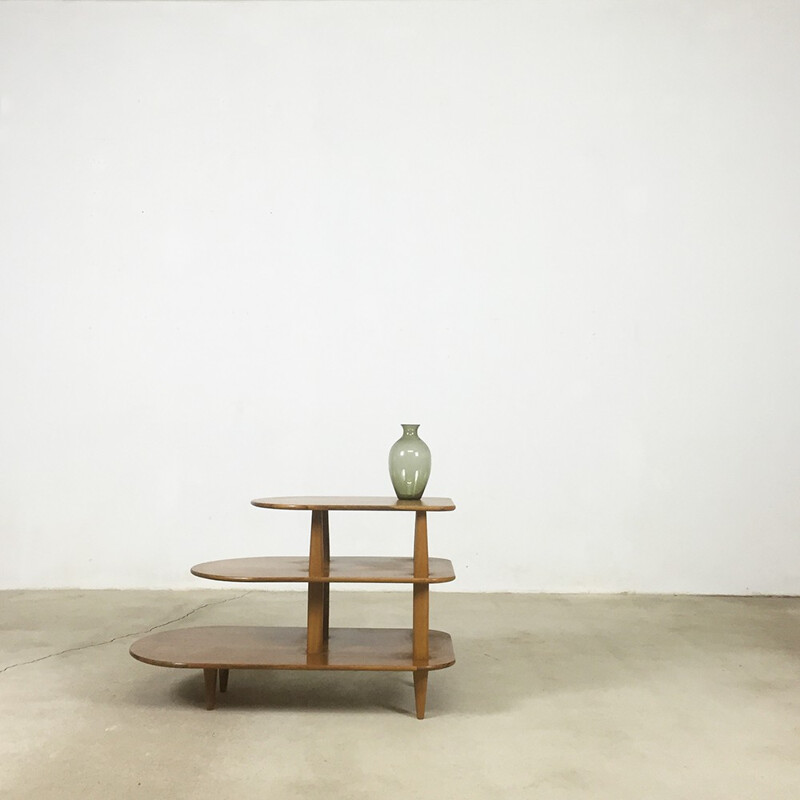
[401,424,420,437]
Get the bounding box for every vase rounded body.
[388,424,431,500]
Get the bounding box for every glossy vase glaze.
[388,424,431,500]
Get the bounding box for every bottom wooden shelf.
[130,626,455,672]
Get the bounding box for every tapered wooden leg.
[412,511,430,719]
[413,511,429,663]
[414,671,428,720]
[307,510,330,654]
[322,511,330,638]
[219,668,229,693]
[413,584,429,660]
[203,669,217,710]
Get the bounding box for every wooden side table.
[129,496,456,719]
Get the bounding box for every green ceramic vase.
[388,424,431,500]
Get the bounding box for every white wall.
[1,1,799,593]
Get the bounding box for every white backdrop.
[1,1,799,592]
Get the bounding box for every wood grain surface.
[190,556,456,583]
[130,626,455,671]
[251,496,455,512]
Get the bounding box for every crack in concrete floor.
[0,590,252,675]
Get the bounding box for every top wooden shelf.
[251,496,456,512]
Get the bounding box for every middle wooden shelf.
[190,556,456,584]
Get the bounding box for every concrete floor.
[1,591,799,799]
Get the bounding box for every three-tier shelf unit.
[129,496,456,719]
